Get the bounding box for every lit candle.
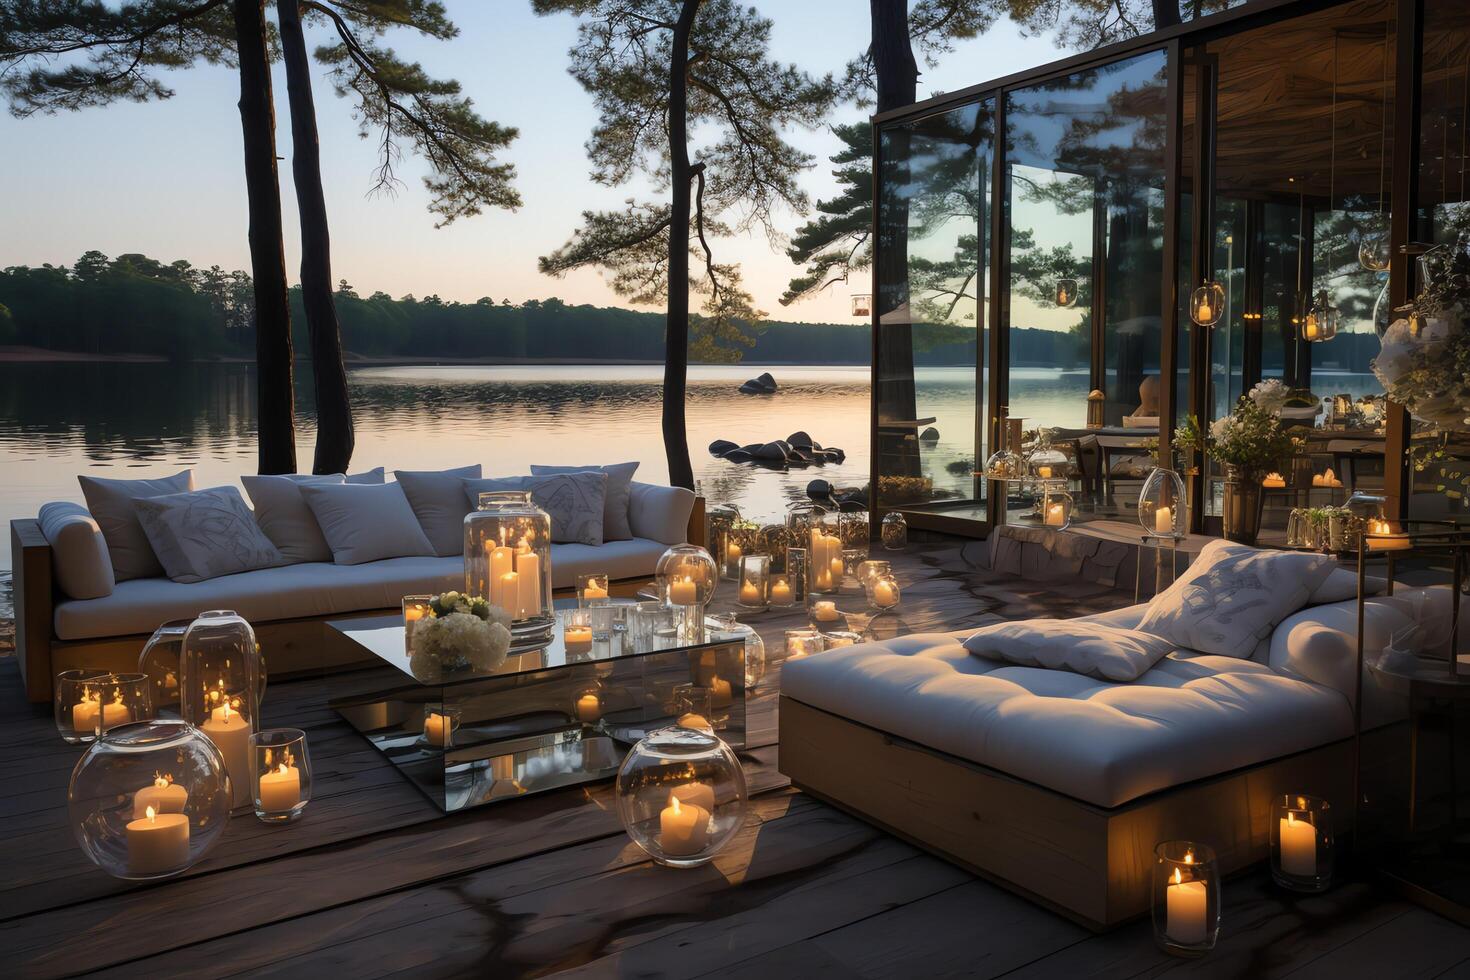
[669,576,699,605]
[829,556,845,579]
[739,579,762,604]
[1279,811,1317,876]
[1154,505,1173,534]
[1262,472,1286,488]
[1045,503,1066,527]
[1037,465,1053,479]
[489,545,514,608]
[1197,298,1213,323]
[71,687,101,735]
[872,579,898,608]
[424,711,453,746]
[133,772,188,819]
[1166,866,1208,944]
[812,600,840,623]
[403,603,428,624]
[677,712,713,733]
[814,570,833,592]
[575,694,601,723]
[770,578,793,604]
[565,625,593,652]
[499,571,520,618]
[670,781,716,813]
[658,794,710,857]
[726,541,742,564]
[126,805,190,876]
[257,761,302,812]
[202,698,252,810]
[709,676,732,707]
[582,580,608,600]
[515,551,541,619]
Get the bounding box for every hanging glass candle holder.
[1272,794,1333,892]
[1359,228,1391,272]
[1152,840,1221,956]
[881,512,908,551]
[615,727,748,868]
[1040,482,1074,530]
[180,610,260,813]
[1190,281,1225,327]
[655,544,718,645]
[1301,289,1339,342]
[866,572,901,613]
[464,491,554,644]
[68,719,232,880]
[1139,467,1187,539]
[806,509,844,597]
[737,553,770,611]
[1054,277,1079,308]
[54,670,152,745]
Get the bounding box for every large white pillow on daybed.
[78,468,195,581]
[1137,538,1334,658]
[300,482,435,564]
[395,465,483,557]
[133,486,285,583]
[963,620,1177,682]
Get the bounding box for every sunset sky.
[0,3,1065,324]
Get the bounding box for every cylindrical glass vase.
[180,610,261,813]
[882,512,908,551]
[249,728,311,824]
[1272,794,1333,892]
[1139,467,1187,539]
[720,520,761,581]
[737,554,770,611]
[807,510,844,597]
[140,618,266,722]
[55,670,151,745]
[464,491,554,644]
[708,613,765,692]
[68,720,231,880]
[615,727,748,868]
[840,509,870,555]
[577,573,610,606]
[1152,841,1221,957]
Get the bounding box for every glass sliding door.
[874,99,993,515]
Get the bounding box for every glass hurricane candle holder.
[708,613,765,692]
[1152,841,1220,957]
[719,519,760,581]
[55,670,152,745]
[249,728,311,824]
[563,608,594,654]
[1139,467,1187,539]
[464,491,554,644]
[882,512,908,551]
[806,510,844,597]
[140,619,267,722]
[422,704,461,749]
[784,628,825,661]
[768,572,797,608]
[857,559,891,592]
[1028,442,1069,483]
[68,719,231,880]
[1272,794,1333,892]
[402,595,432,657]
[839,510,870,554]
[632,600,678,651]
[737,554,770,611]
[615,727,748,868]
[818,630,864,649]
[866,572,902,613]
[180,610,261,813]
[577,573,610,606]
[784,503,819,548]
[1040,482,1074,529]
[656,544,718,645]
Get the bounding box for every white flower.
[1209,416,1233,442]
[1247,379,1289,416]
[412,611,511,677]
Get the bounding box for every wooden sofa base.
[778,695,1354,930]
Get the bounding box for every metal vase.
[1222,466,1263,546]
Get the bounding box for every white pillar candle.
[709,676,732,707]
[1279,812,1317,876]
[1046,503,1066,527]
[872,580,898,607]
[489,546,514,608]
[1166,868,1208,944]
[670,781,715,813]
[126,806,190,876]
[424,712,453,747]
[659,795,710,857]
[565,625,593,652]
[829,556,845,579]
[515,552,541,618]
[739,580,762,604]
[669,577,698,605]
[202,702,252,810]
[72,691,101,735]
[770,579,793,604]
[257,763,302,812]
[1037,465,1053,479]
[582,582,608,600]
[726,541,742,564]
[812,600,840,623]
[677,712,712,733]
[133,773,188,819]
[575,694,601,723]
[499,571,520,617]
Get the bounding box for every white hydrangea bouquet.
[1372,237,1470,430]
[1175,380,1302,480]
[408,591,513,680]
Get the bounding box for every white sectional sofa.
[11,476,698,702]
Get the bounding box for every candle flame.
[111,686,123,705]
[153,772,169,789]
[276,762,290,776]
[1184,849,1195,865]
[670,794,683,816]
[1287,812,1297,827]
[146,805,157,823]
[1172,867,1183,885]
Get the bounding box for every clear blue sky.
[0,2,1065,324]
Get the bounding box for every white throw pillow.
[530,462,639,541]
[394,465,483,557]
[464,473,609,546]
[1308,566,1388,605]
[299,482,435,565]
[38,501,115,599]
[133,486,285,583]
[242,473,346,564]
[1137,539,1334,658]
[78,469,195,581]
[963,620,1177,682]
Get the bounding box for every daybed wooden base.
[778,694,1354,931]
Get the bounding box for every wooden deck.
[4,539,1470,978]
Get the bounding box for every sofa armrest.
[11,519,55,702]
[627,483,697,545]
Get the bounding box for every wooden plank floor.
[3,538,1469,978]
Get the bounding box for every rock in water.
[753,441,789,462]
[739,372,778,395]
[756,372,777,391]
[919,426,940,443]
[708,439,739,458]
[786,430,814,450]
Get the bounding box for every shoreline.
[0,346,872,368]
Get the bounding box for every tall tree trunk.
[277,0,354,475]
[662,0,702,492]
[1152,0,1182,29]
[231,0,296,474]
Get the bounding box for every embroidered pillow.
[133,486,285,583]
[963,620,1177,682]
[530,462,639,541]
[463,473,609,546]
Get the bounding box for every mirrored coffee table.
[328,605,748,812]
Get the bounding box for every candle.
[1262,472,1286,488]
[677,712,712,732]
[133,773,188,819]
[770,578,793,604]
[499,571,520,618]
[258,762,302,812]
[812,600,840,623]
[582,582,608,600]
[1166,866,1208,944]
[202,700,251,810]
[1368,534,1411,551]
[515,551,541,619]
[1037,465,1053,479]
[126,805,190,876]
[670,781,716,813]
[564,625,593,652]
[1279,811,1317,876]
[829,556,845,579]
[726,541,742,564]
[1045,503,1066,527]
[424,711,453,746]
[709,676,732,707]
[669,576,698,605]
[489,545,514,608]
[403,603,427,623]
[1197,299,1213,323]
[575,694,601,723]
[74,687,129,735]
[739,579,762,604]
[1154,505,1173,534]
[659,794,710,857]
[872,579,898,608]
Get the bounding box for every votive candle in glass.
[422,704,461,749]
[1271,794,1333,892]
[1152,841,1220,956]
[249,728,311,823]
[784,628,825,661]
[577,573,610,606]
[55,670,151,745]
[737,554,770,611]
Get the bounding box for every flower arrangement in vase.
[408,591,513,681]
[1373,236,1470,432]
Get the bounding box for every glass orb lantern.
[1139,467,1187,539]
[1302,290,1339,342]
[866,572,901,613]
[69,719,232,880]
[180,610,261,813]
[655,544,718,645]
[881,512,908,551]
[1190,281,1225,327]
[1028,442,1069,484]
[464,490,554,644]
[1152,840,1221,956]
[615,727,748,868]
[1054,277,1079,308]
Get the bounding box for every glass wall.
[874,100,992,512]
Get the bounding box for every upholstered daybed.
[780,545,1434,930]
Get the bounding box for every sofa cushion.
[300,483,435,565]
[38,502,114,600]
[395,465,483,557]
[242,474,345,564]
[134,486,285,583]
[963,619,1177,682]
[1309,566,1388,605]
[78,469,195,581]
[531,462,639,541]
[627,482,696,545]
[1137,539,1334,657]
[544,537,671,589]
[782,631,1354,808]
[463,473,609,546]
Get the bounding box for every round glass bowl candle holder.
[1271,794,1333,892]
[577,573,610,606]
[68,719,232,880]
[55,670,152,745]
[180,610,261,813]
[866,572,902,613]
[464,491,555,644]
[708,614,766,692]
[737,554,770,611]
[615,727,748,868]
[249,728,311,824]
[881,512,908,551]
[1152,841,1221,957]
[1139,467,1187,539]
[656,545,719,645]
